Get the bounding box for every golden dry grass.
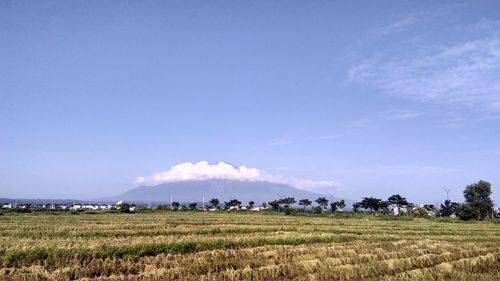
[0,212,498,280]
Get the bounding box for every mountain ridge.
[115,179,353,207]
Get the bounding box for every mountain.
[0,198,87,204]
[115,179,352,207]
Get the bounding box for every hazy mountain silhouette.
[115,179,350,206]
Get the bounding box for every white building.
[82,204,98,210]
[393,206,399,216]
[71,204,82,210]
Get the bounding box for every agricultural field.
[0,212,498,280]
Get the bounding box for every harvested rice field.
[0,212,498,280]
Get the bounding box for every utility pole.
[327,192,334,202]
[442,188,452,201]
[170,192,173,209]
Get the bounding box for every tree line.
[4,180,494,221]
[349,180,495,220]
[161,180,496,221]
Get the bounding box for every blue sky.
[1,0,499,204]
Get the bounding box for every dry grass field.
[0,212,498,280]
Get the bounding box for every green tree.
[330,200,346,212]
[457,204,480,221]
[352,202,361,212]
[171,201,180,210]
[463,180,494,220]
[315,197,329,210]
[188,202,197,210]
[224,199,241,209]
[423,204,436,212]
[117,202,132,213]
[330,202,336,212]
[279,197,296,208]
[358,197,380,212]
[209,198,220,209]
[299,199,312,210]
[379,200,390,212]
[387,194,409,208]
[247,201,255,209]
[439,200,459,217]
[355,197,389,212]
[268,200,280,211]
[336,200,346,210]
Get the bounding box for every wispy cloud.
[336,165,458,175]
[381,109,421,121]
[267,139,293,146]
[267,133,351,147]
[374,17,416,35]
[476,149,500,157]
[350,20,500,114]
[134,161,340,192]
[304,134,349,141]
[344,118,376,129]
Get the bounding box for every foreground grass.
[0,212,498,280]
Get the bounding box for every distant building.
[83,204,99,210]
[71,204,82,210]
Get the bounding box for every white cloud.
[350,21,500,113]
[134,161,340,192]
[146,161,260,183]
[267,139,293,146]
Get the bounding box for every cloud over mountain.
[134,161,339,192]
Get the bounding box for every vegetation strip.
[1,234,358,266]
